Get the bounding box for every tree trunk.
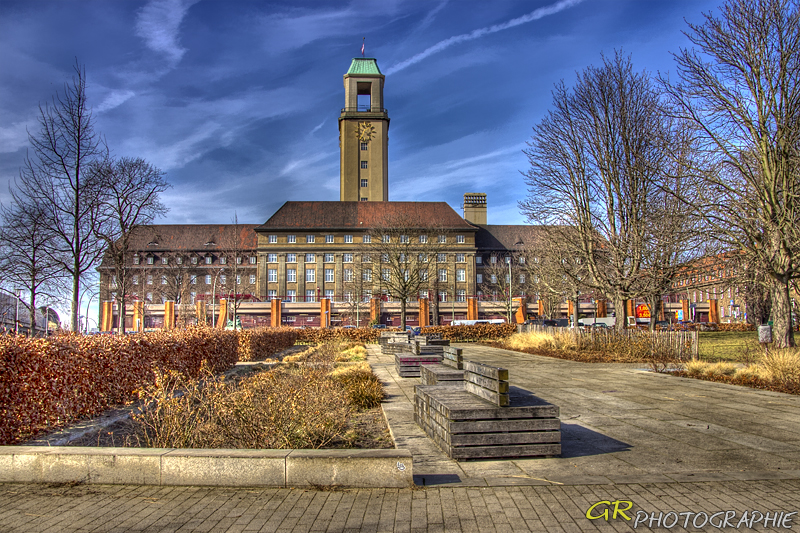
[647,296,662,332]
[119,294,127,335]
[770,277,795,348]
[613,295,627,331]
[71,272,80,332]
[28,289,36,337]
[400,298,407,329]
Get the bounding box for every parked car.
[405,325,421,335]
[654,320,671,330]
[371,324,386,329]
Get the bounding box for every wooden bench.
[395,354,443,378]
[420,347,464,385]
[414,359,561,460]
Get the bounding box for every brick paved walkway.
[2,479,799,532]
[3,343,800,532]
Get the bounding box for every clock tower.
[339,58,389,202]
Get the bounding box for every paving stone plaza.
[2,344,800,532]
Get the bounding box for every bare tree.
[479,252,529,323]
[0,201,67,336]
[15,61,107,331]
[361,216,449,328]
[92,157,169,334]
[662,0,800,346]
[521,52,676,330]
[341,252,373,327]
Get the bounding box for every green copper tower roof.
[346,58,382,75]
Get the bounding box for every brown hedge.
[0,327,239,445]
[295,324,516,344]
[238,327,299,361]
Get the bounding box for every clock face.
[357,122,376,142]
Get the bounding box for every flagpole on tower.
[361,37,365,57]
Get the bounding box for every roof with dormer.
[346,58,382,75]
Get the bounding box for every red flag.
[361,42,365,56]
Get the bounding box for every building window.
[343,253,353,263]
[419,235,427,244]
[519,256,526,264]
[325,269,334,282]
[203,256,210,265]
[360,179,368,188]
[306,290,315,302]
[146,292,153,302]
[382,234,390,243]
[360,161,368,169]
[344,269,353,282]
[287,269,296,283]
[382,253,389,263]
[288,235,296,243]
[344,235,353,244]
[287,290,296,302]
[268,290,277,300]
[147,256,154,265]
[189,292,196,304]
[439,291,447,302]
[236,256,242,265]
[269,234,277,243]
[362,254,372,263]
[419,253,428,263]
[360,142,368,151]
[324,253,334,263]
[236,275,242,285]
[268,269,277,282]
[456,235,465,244]
[476,274,483,284]
[325,234,334,243]
[520,274,525,284]
[491,275,497,284]
[176,256,183,265]
[438,235,446,243]
[220,257,226,265]
[324,289,334,299]
[382,269,390,281]
[267,253,277,263]
[205,275,212,284]
[360,197,368,201]
[162,257,168,265]
[191,275,197,285]
[363,235,371,243]
[439,269,447,282]
[250,256,256,264]
[438,253,446,263]
[306,235,315,243]
[220,275,226,285]
[457,289,466,302]
[287,254,296,263]
[133,275,139,285]
[145,275,152,285]
[457,269,465,282]
[420,269,428,281]
[490,255,497,264]
[363,269,372,282]
[133,256,140,265]
[192,256,198,265]
[250,274,256,284]
[400,235,409,243]
[456,253,465,262]
[305,253,315,263]
[476,256,482,264]
[306,269,315,282]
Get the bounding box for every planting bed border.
[0,446,413,488]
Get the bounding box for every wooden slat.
[449,444,561,460]
[465,373,509,394]
[464,382,509,406]
[463,361,509,381]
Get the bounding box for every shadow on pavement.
[558,423,631,458]
[414,474,462,486]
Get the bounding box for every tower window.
[360,161,368,169]
[360,143,368,151]
[361,197,368,201]
[357,93,371,111]
[360,179,368,188]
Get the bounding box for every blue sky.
[0,0,719,229]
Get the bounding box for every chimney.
[463,193,487,225]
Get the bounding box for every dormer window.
[191,256,198,265]
[205,256,212,265]
[148,241,158,247]
[220,257,227,265]
[205,241,215,246]
[133,256,140,265]
[147,256,154,265]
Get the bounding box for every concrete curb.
[0,446,413,488]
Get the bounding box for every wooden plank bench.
[414,359,561,460]
[395,353,443,378]
[420,347,464,385]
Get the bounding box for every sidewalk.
[2,343,800,532]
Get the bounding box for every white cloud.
[386,0,585,75]
[96,90,136,113]
[135,0,199,66]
